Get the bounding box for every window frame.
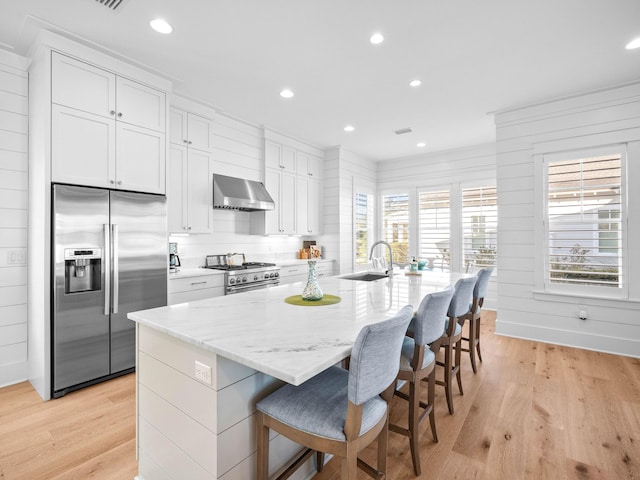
[541,144,628,298]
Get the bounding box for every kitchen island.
[128,271,466,480]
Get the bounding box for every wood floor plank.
[0,312,638,480]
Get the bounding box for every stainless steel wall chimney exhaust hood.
[212,174,275,212]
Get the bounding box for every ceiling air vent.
[94,0,130,12]
[394,127,413,135]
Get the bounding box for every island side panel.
[135,324,317,480]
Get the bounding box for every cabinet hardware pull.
[117,112,123,118]
[110,180,115,184]
[117,180,123,185]
[184,139,188,143]
[190,281,207,286]
[110,110,115,115]
[188,141,192,144]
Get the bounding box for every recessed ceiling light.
[626,38,640,50]
[280,89,294,98]
[370,33,384,45]
[150,18,172,34]
[344,125,355,132]
[416,142,426,147]
[409,80,422,87]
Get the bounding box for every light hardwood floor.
[1,311,638,479]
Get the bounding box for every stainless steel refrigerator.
[52,184,167,398]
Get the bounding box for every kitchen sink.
[341,272,389,282]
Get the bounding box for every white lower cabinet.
[168,144,213,234]
[279,261,333,286]
[278,264,307,285]
[136,325,314,480]
[168,274,224,305]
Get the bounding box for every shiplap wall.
[495,81,640,357]
[322,147,377,274]
[170,110,318,267]
[0,50,29,388]
[376,143,497,308]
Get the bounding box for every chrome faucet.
[369,240,394,276]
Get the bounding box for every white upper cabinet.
[116,77,166,132]
[169,108,213,152]
[296,176,322,235]
[167,107,214,233]
[51,52,115,118]
[51,104,115,189]
[265,140,296,173]
[296,151,323,180]
[50,52,167,194]
[256,134,323,236]
[167,143,213,234]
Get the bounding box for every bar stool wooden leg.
[256,412,269,480]
[468,317,478,373]
[455,338,464,395]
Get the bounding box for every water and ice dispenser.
[64,248,102,293]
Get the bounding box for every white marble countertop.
[129,271,466,385]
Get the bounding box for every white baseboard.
[495,319,640,358]
[0,361,28,389]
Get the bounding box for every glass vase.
[301,260,323,301]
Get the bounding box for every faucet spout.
[369,240,394,276]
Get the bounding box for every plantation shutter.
[417,190,450,271]
[382,193,410,265]
[462,186,497,270]
[354,192,374,265]
[547,153,622,288]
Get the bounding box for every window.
[382,193,409,265]
[462,186,497,269]
[546,149,623,290]
[418,189,450,271]
[354,192,375,265]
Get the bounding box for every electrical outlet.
[7,250,26,265]
[194,360,212,385]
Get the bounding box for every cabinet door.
[116,77,166,132]
[263,168,281,234]
[51,52,115,118]
[186,149,213,233]
[281,146,296,173]
[296,176,321,235]
[169,108,188,146]
[187,113,214,152]
[51,104,115,188]
[307,178,322,235]
[264,140,281,170]
[307,155,322,179]
[115,123,166,194]
[168,144,187,233]
[296,176,309,235]
[280,171,297,234]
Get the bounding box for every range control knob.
[229,278,235,285]
[254,274,259,281]
[242,276,248,283]
[274,272,280,278]
[264,273,270,279]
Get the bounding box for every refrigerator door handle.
[104,224,111,315]
[112,224,119,314]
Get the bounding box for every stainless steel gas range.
[204,254,280,295]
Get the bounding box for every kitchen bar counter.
[128,271,467,480]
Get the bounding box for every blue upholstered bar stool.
[256,305,414,480]
[437,276,477,415]
[390,286,454,476]
[460,267,494,373]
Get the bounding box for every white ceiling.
[2,0,640,160]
